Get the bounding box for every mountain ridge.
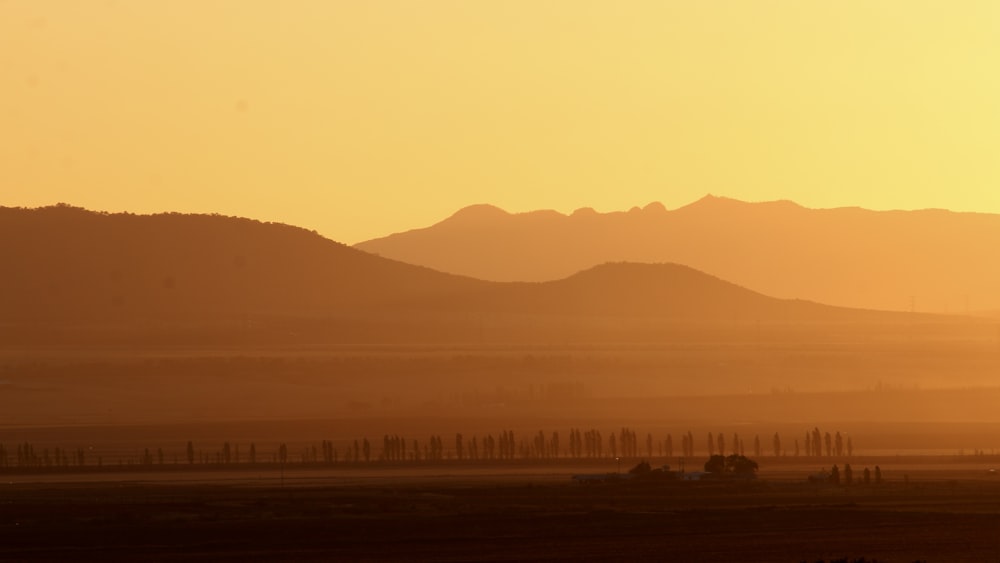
[0,205,933,345]
[356,196,1000,312]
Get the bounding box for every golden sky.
[3,1,999,243]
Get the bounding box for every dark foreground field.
[3,469,999,562]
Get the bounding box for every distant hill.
[0,205,929,346]
[356,196,1000,313]
[0,205,484,324]
[423,262,895,324]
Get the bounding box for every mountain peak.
[643,201,667,213]
[681,194,746,209]
[678,194,806,212]
[446,204,510,223]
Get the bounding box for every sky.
[3,1,1000,244]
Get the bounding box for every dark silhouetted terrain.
[0,204,483,323]
[356,196,1000,312]
[5,476,1000,562]
[0,205,927,346]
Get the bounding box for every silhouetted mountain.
[356,196,1000,312]
[0,205,928,345]
[0,205,484,324]
[426,262,891,323]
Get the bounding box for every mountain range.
[356,196,1000,313]
[0,205,925,345]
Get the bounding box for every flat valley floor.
[3,462,1000,562]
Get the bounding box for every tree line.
[0,426,860,471]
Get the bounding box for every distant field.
[2,339,1000,429]
[3,336,1000,563]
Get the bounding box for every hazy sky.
[4,1,999,243]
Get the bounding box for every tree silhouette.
[830,464,841,484]
[705,454,758,475]
[705,454,726,473]
[186,441,195,465]
[863,466,871,485]
[455,433,464,461]
[665,434,673,459]
[835,432,843,457]
[875,465,882,484]
[753,435,761,458]
[726,454,758,475]
[629,460,652,475]
[773,433,782,457]
[844,463,853,485]
[249,442,257,464]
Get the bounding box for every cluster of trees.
[679,432,696,457]
[567,428,651,459]
[704,454,759,475]
[702,428,852,460]
[569,429,603,458]
[0,426,862,471]
[707,432,753,457]
[825,464,883,486]
[0,443,89,469]
[802,427,853,457]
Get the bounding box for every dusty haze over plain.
[5,4,1000,559]
[4,0,1000,442]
